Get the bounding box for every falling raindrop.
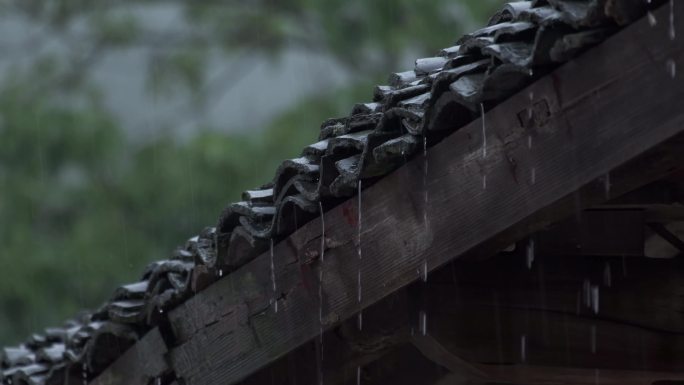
[270,239,277,313]
[670,0,676,40]
[357,180,363,331]
[531,167,536,185]
[603,262,612,287]
[357,311,363,331]
[603,173,611,200]
[527,92,534,122]
[521,334,527,362]
[357,366,361,385]
[319,202,325,262]
[159,308,163,314]
[419,310,427,336]
[648,11,657,27]
[218,269,223,277]
[480,103,487,158]
[423,134,428,159]
[591,325,597,354]
[667,59,677,78]
[482,174,487,190]
[319,269,324,347]
[527,135,532,149]
[591,285,600,314]
[358,180,362,259]
[583,279,591,308]
[423,136,429,228]
[82,363,88,385]
[526,238,535,269]
[357,270,362,303]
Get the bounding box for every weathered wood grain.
[168,5,684,384]
[89,327,168,385]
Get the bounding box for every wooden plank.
[89,327,168,385]
[241,290,411,385]
[167,5,684,384]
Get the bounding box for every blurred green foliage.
[0,0,501,344]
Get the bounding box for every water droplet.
[591,285,600,314]
[583,279,591,308]
[270,239,277,312]
[357,311,363,331]
[423,260,428,282]
[357,366,361,385]
[358,180,362,259]
[521,334,527,362]
[319,269,324,340]
[603,262,612,287]
[423,135,428,158]
[480,103,487,158]
[527,135,532,149]
[422,138,429,231]
[319,202,325,262]
[218,269,223,277]
[482,174,487,190]
[530,167,536,185]
[357,180,363,330]
[667,59,677,78]
[357,270,362,303]
[526,238,535,269]
[670,0,676,40]
[648,11,657,27]
[159,308,163,314]
[419,310,428,336]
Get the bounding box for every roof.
[0,0,667,384]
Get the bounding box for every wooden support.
[89,327,169,385]
[648,223,684,253]
[237,291,411,385]
[166,4,684,384]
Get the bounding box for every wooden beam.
[239,292,412,385]
[166,4,684,384]
[89,327,169,385]
[649,222,684,253]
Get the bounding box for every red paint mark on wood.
[341,201,358,227]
